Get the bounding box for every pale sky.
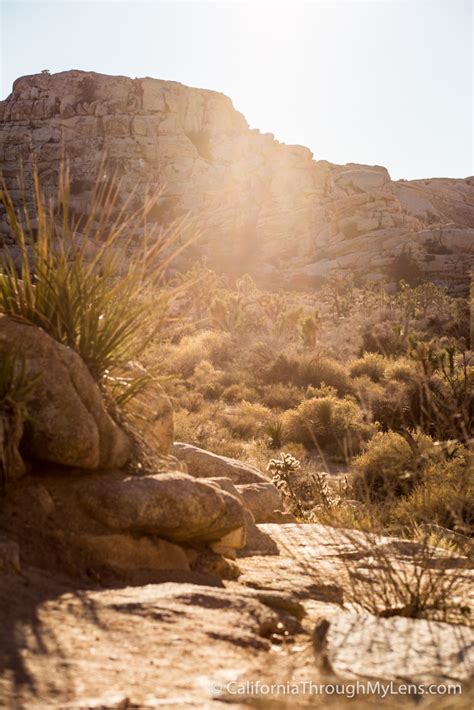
[0,0,472,180]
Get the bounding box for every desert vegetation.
[1,167,472,558]
[0,163,472,708]
[150,266,473,549]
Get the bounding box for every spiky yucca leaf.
[0,162,196,390]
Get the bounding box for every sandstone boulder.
[0,317,131,469]
[235,481,285,524]
[172,442,269,484]
[0,535,20,573]
[172,442,286,523]
[202,476,281,555]
[71,533,191,574]
[77,470,246,544]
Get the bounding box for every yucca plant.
[0,161,195,400]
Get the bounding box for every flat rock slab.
[0,572,304,709]
[316,612,474,686]
[1,523,473,708]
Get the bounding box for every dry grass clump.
[349,352,387,382]
[220,400,273,439]
[339,526,472,625]
[351,431,437,502]
[281,395,375,459]
[165,330,233,377]
[262,353,350,395]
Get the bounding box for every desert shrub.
[262,353,350,395]
[351,375,386,416]
[349,353,386,382]
[261,383,304,409]
[260,353,299,385]
[222,383,259,403]
[298,356,350,394]
[281,395,374,458]
[167,330,233,377]
[384,357,417,382]
[0,166,182,389]
[352,375,412,431]
[360,320,405,356]
[220,400,273,440]
[189,360,225,399]
[391,455,473,534]
[177,391,205,413]
[304,383,338,399]
[352,431,446,503]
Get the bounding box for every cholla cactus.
[267,452,301,477]
[267,453,302,515]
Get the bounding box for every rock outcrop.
[0,316,131,470]
[78,470,245,543]
[1,70,473,291]
[1,522,472,708]
[172,442,289,523]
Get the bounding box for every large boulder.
[172,442,285,523]
[172,442,269,484]
[0,317,131,469]
[235,482,286,524]
[70,533,191,574]
[77,470,246,544]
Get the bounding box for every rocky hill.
[1,70,474,291]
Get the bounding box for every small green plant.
[265,418,284,449]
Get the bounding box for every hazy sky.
[0,0,472,179]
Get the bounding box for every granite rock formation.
[1,70,473,291]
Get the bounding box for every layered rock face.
[1,70,473,290]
